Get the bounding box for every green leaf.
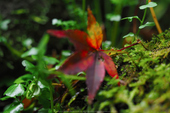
[22,60,35,72]
[37,88,50,108]
[0,96,11,101]
[58,74,86,81]
[123,32,135,38]
[4,84,25,97]
[99,101,111,110]
[0,36,7,43]
[22,60,34,68]
[37,108,52,113]
[38,96,50,108]
[37,34,49,58]
[21,47,38,58]
[22,52,58,64]
[129,87,139,100]
[31,16,48,24]
[106,14,121,22]
[62,50,71,57]
[52,19,62,25]
[12,9,29,15]
[98,87,119,98]
[68,92,80,106]
[0,19,11,30]
[38,78,50,89]
[26,82,40,99]
[139,22,155,29]
[31,55,38,60]
[14,74,33,84]
[121,16,141,22]
[43,56,59,65]
[139,2,157,10]
[38,34,49,50]
[52,18,77,29]
[22,38,33,47]
[102,41,111,49]
[110,0,123,5]
[3,102,24,113]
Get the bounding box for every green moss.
[94,28,170,112]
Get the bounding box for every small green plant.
[106,0,139,47]
[0,34,56,112]
[121,1,157,40]
[52,19,77,30]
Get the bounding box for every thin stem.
[118,40,141,51]
[3,42,34,62]
[136,8,147,36]
[87,104,91,112]
[148,0,162,34]
[49,85,54,112]
[136,0,149,37]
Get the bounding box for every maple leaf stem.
[118,40,141,51]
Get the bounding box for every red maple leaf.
[47,8,119,104]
